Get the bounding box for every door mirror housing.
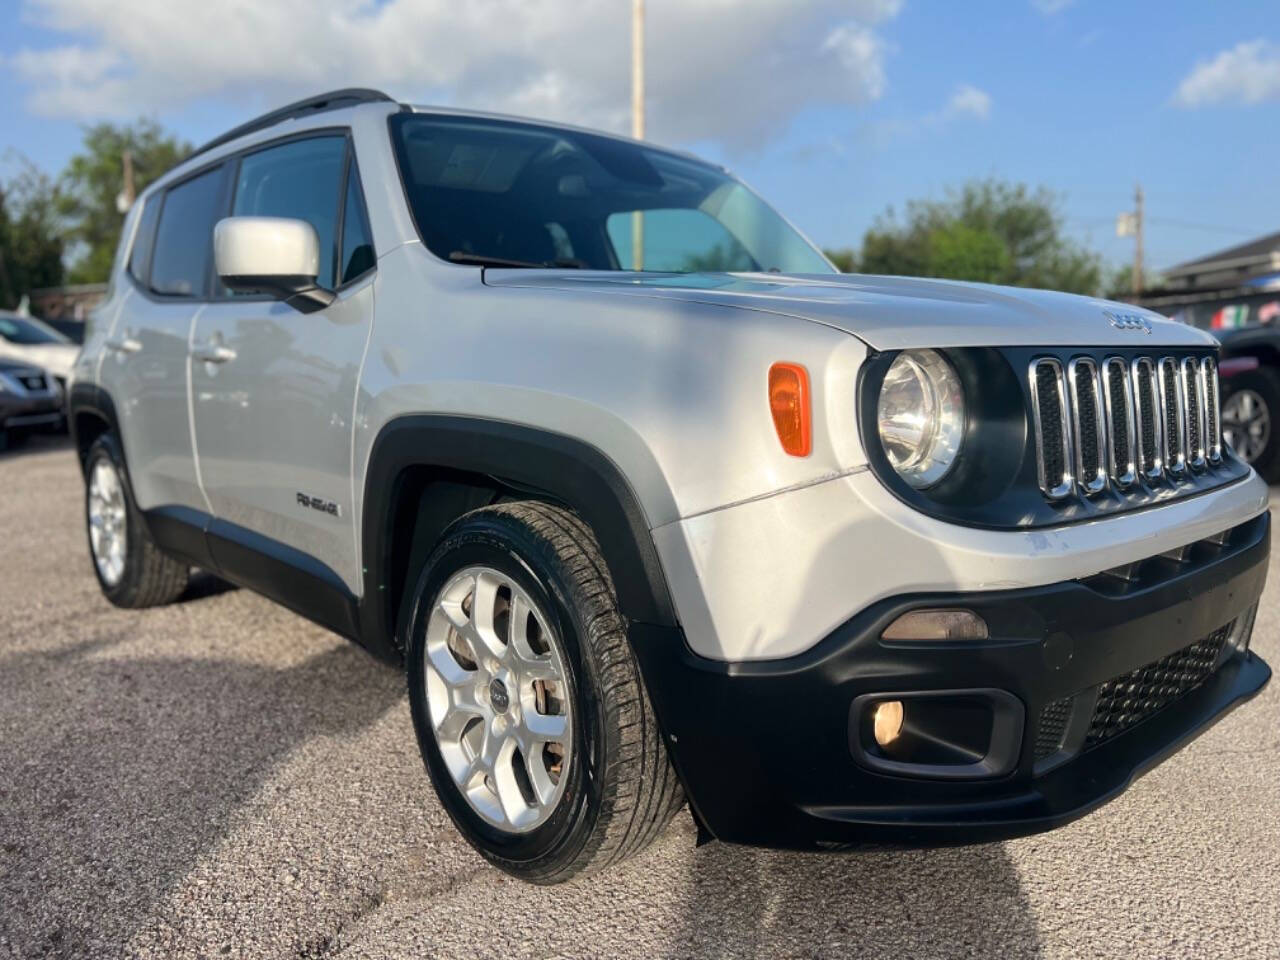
[214,217,335,313]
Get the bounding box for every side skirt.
[144,506,362,642]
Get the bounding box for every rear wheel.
[1222,367,1280,482]
[84,434,189,607]
[405,502,683,883]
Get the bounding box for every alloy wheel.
[1222,389,1270,464]
[88,459,127,587]
[423,566,573,833]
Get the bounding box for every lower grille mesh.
[1034,696,1073,760]
[1084,622,1232,747]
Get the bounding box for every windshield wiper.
[448,252,584,270]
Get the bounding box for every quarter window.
[339,167,375,285]
[232,136,346,291]
[150,166,225,297]
[128,195,161,286]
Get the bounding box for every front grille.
[1029,352,1223,499]
[1033,696,1073,760]
[1083,622,1232,748]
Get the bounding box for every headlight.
[876,349,965,489]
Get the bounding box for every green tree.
[858,179,1103,295]
[823,247,857,273]
[0,157,65,309]
[59,120,190,283]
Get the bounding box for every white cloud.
[1174,39,1280,107]
[943,84,991,120]
[1031,0,1075,14]
[6,0,905,150]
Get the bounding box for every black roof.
[1166,230,1280,278]
[189,88,396,159]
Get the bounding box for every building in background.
[26,283,108,342]
[1133,231,1280,330]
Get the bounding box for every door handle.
[105,336,142,354]
[192,344,237,364]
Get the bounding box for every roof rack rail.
[189,88,395,159]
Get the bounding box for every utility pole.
[1132,183,1144,296]
[115,150,136,214]
[631,0,645,270]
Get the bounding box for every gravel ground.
[1,435,1278,959]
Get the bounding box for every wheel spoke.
[469,572,508,662]
[524,710,568,741]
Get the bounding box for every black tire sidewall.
[84,433,150,603]
[405,516,605,872]
[1224,367,1280,482]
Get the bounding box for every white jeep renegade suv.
[70,89,1272,883]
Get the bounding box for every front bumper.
[633,510,1271,849]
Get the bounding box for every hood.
[483,270,1214,350]
[0,341,78,379]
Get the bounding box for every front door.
[190,134,377,593]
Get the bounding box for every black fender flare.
[67,381,122,473]
[357,415,679,660]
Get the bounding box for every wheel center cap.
[488,678,510,713]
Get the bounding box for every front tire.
[405,502,683,883]
[84,433,189,607]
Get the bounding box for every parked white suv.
[71,89,1272,883]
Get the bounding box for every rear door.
[189,133,376,594]
[98,165,228,515]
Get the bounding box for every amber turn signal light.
[768,362,812,457]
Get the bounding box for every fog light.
[882,609,989,642]
[872,700,904,747]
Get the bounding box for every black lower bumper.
[632,510,1272,849]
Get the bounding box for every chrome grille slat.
[1202,358,1222,463]
[1158,356,1186,475]
[1029,359,1074,499]
[1180,357,1206,469]
[1131,357,1163,480]
[1101,357,1137,487]
[1067,358,1108,495]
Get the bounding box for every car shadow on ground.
[671,836,1040,958]
[0,430,73,460]
[0,640,404,959]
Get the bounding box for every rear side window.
[232,136,346,291]
[150,167,225,297]
[339,168,375,284]
[127,194,161,286]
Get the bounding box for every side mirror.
[214,217,335,313]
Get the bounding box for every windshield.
[390,113,834,274]
[0,315,69,345]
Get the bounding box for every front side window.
[232,136,346,291]
[389,113,834,274]
[150,166,225,297]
